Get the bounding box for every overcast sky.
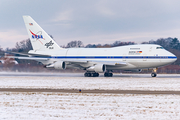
[1,0,180,49]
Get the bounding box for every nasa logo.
[45,40,54,48]
[29,30,43,39]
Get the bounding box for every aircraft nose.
[170,53,177,63]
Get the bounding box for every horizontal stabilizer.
[6,51,51,57]
[7,56,49,61]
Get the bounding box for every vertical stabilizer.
[23,16,61,51]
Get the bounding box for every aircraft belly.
[106,63,136,70]
[133,59,173,68]
[106,58,175,70]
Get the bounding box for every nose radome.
[171,53,177,62]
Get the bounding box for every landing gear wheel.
[151,68,158,77]
[94,73,99,77]
[151,72,157,77]
[104,72,113,77]
[84,72,99,77]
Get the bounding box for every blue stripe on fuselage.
[50,56,177,59]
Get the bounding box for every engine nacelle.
[54,61,66,70]
[87,64,106,73]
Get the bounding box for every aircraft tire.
[94,73,99,77]
[84,72,99,77]
[151,72,157,77]
[104,72,113,77]
[88,73,91,77]
[84,73,88,77]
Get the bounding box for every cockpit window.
[156,47,164,49]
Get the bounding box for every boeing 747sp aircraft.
[11,16,177,77]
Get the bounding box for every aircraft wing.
[6,51,127,66]
[61,59,127,66]
[7,56,127,66]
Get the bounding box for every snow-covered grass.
[1,92,180,119]
[1,73,180,119]
[0,75,180,90]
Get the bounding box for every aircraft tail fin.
[23,16,62,51]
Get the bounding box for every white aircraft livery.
[13,16,177,77]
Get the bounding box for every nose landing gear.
[151,68,158,77]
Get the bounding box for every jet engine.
[54,61,66,69]
[46,61,66,70]
[87,64,106,73]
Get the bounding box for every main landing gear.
[84,71,113,77]
[151,68,158,77]
[104,71,113,77]
[84,72,99,77]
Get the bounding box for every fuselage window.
[156,47,164,49]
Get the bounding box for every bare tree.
[15,39,33,52]
[66,40,84,48]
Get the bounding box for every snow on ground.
[1,92,180,120]
[1,72,180,119]
[0,73,180,90]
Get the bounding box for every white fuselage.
[29,44,177,70]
